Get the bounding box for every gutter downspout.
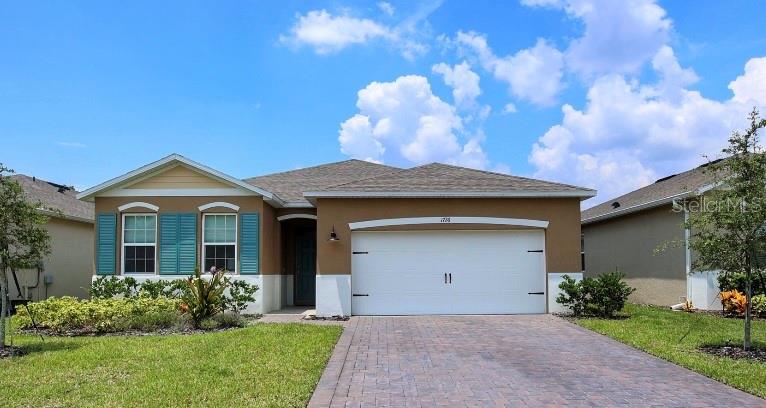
[673,198,692,300]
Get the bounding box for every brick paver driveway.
[309,315,764,407]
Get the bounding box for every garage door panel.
[351,230,546,315]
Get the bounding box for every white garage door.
[351,230,546,315]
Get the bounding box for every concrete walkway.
[309,315,764,407]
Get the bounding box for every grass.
[571,304,766,398]
[0,323,343,407]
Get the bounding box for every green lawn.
[572,304,766,398]
[0,323,343,407]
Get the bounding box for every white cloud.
[378,1,395,16]
[432,61,481,109]
[280,7,435,59]
[280,10,393,55]
[502,103,518,114]
[338,75,498,169]
[455,32,564,106]
[529,54,766,204]
[729,57,766,105]
[524,0,672,76]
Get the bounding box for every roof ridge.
[421,162,595,191]
[319,165,411,190]
[245,159,399,181]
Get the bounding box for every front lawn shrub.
[753,294,766,317]
[717,271,766,297]
[90,276,138,299]
[181,268,228,328]
[224,279,259,314]
[136,279,188,299]
[721,289,748,316]
[13,296,183,334]
[557,272,635,318]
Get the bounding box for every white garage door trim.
[348,216,549,230]
[351,229,547,315]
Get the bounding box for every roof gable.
[125,164,232,190]
[77,154,277,203]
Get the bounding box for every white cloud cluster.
[530,51,766,202]
[431,61,481,109]
[280,7,432,59]
[455,32,564,106]
[338,75,493,169]
[524,0,672,76]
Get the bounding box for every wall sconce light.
[329,225,340,242]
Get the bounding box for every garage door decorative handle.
[449,273,452,284]
[528,291,545,295]
[444,273,447,284]
[352,293,369,297]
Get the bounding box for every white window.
[122,214,157,274]
[203,214,237,273]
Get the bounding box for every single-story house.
[10,174,94,301]
[581,161,721,310]
[77,154,594,316]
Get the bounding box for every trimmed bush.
[752,294,766,317]
[13,296,183,334]
[556,272,635,318]
[717,272,766,297]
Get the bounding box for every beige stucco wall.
[94,196,277,274]
[125,164,232,189]
[315,197,582,275]
[14,217,94,300]
[582,204,686,306]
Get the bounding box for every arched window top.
[117,202,159,212]
[198,201,240,212]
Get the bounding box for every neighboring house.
[581,161,722,310]
[77,154,595,316]
[9,175,95,301]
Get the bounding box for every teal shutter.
[96,213,117,275]
[159,214,179,274]
[159,213,197,275]
[239,213,260,274]
[178,213,197,274]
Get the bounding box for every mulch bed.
[700,345,766,363]
[0,345,27,359]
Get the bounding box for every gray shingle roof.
[244,159,400,205]
[311,163,595,196]
[9,174,94,222]
[581,161,719,223]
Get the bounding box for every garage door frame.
[348,216,549,316]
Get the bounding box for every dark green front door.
[294,229,316,305]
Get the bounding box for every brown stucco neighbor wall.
[315,197,582,275]
[582,204,686,306]
[13,217,94,301]
[94,196,280,274]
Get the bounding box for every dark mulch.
[700,345,766,363]
[0,345,27,359]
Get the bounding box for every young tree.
[0,165,51,349]
[686,109,766,350]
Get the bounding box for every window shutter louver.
[159,213,197,275]
[96,213,117,275]
[239,213,260,274]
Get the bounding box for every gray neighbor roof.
[9,174,94,222]
[247,160,594,205]
[581,161,719,224]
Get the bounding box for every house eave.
[581,191,694,225]
[303,190,597,202]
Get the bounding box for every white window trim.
[121,213,158,275]
[202,213,238,274]
[276,213,317,221]
[198,201,240,212]
[118,201,159,212]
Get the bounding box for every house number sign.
[440,217,451,223]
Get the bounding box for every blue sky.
[1,1,765,205]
